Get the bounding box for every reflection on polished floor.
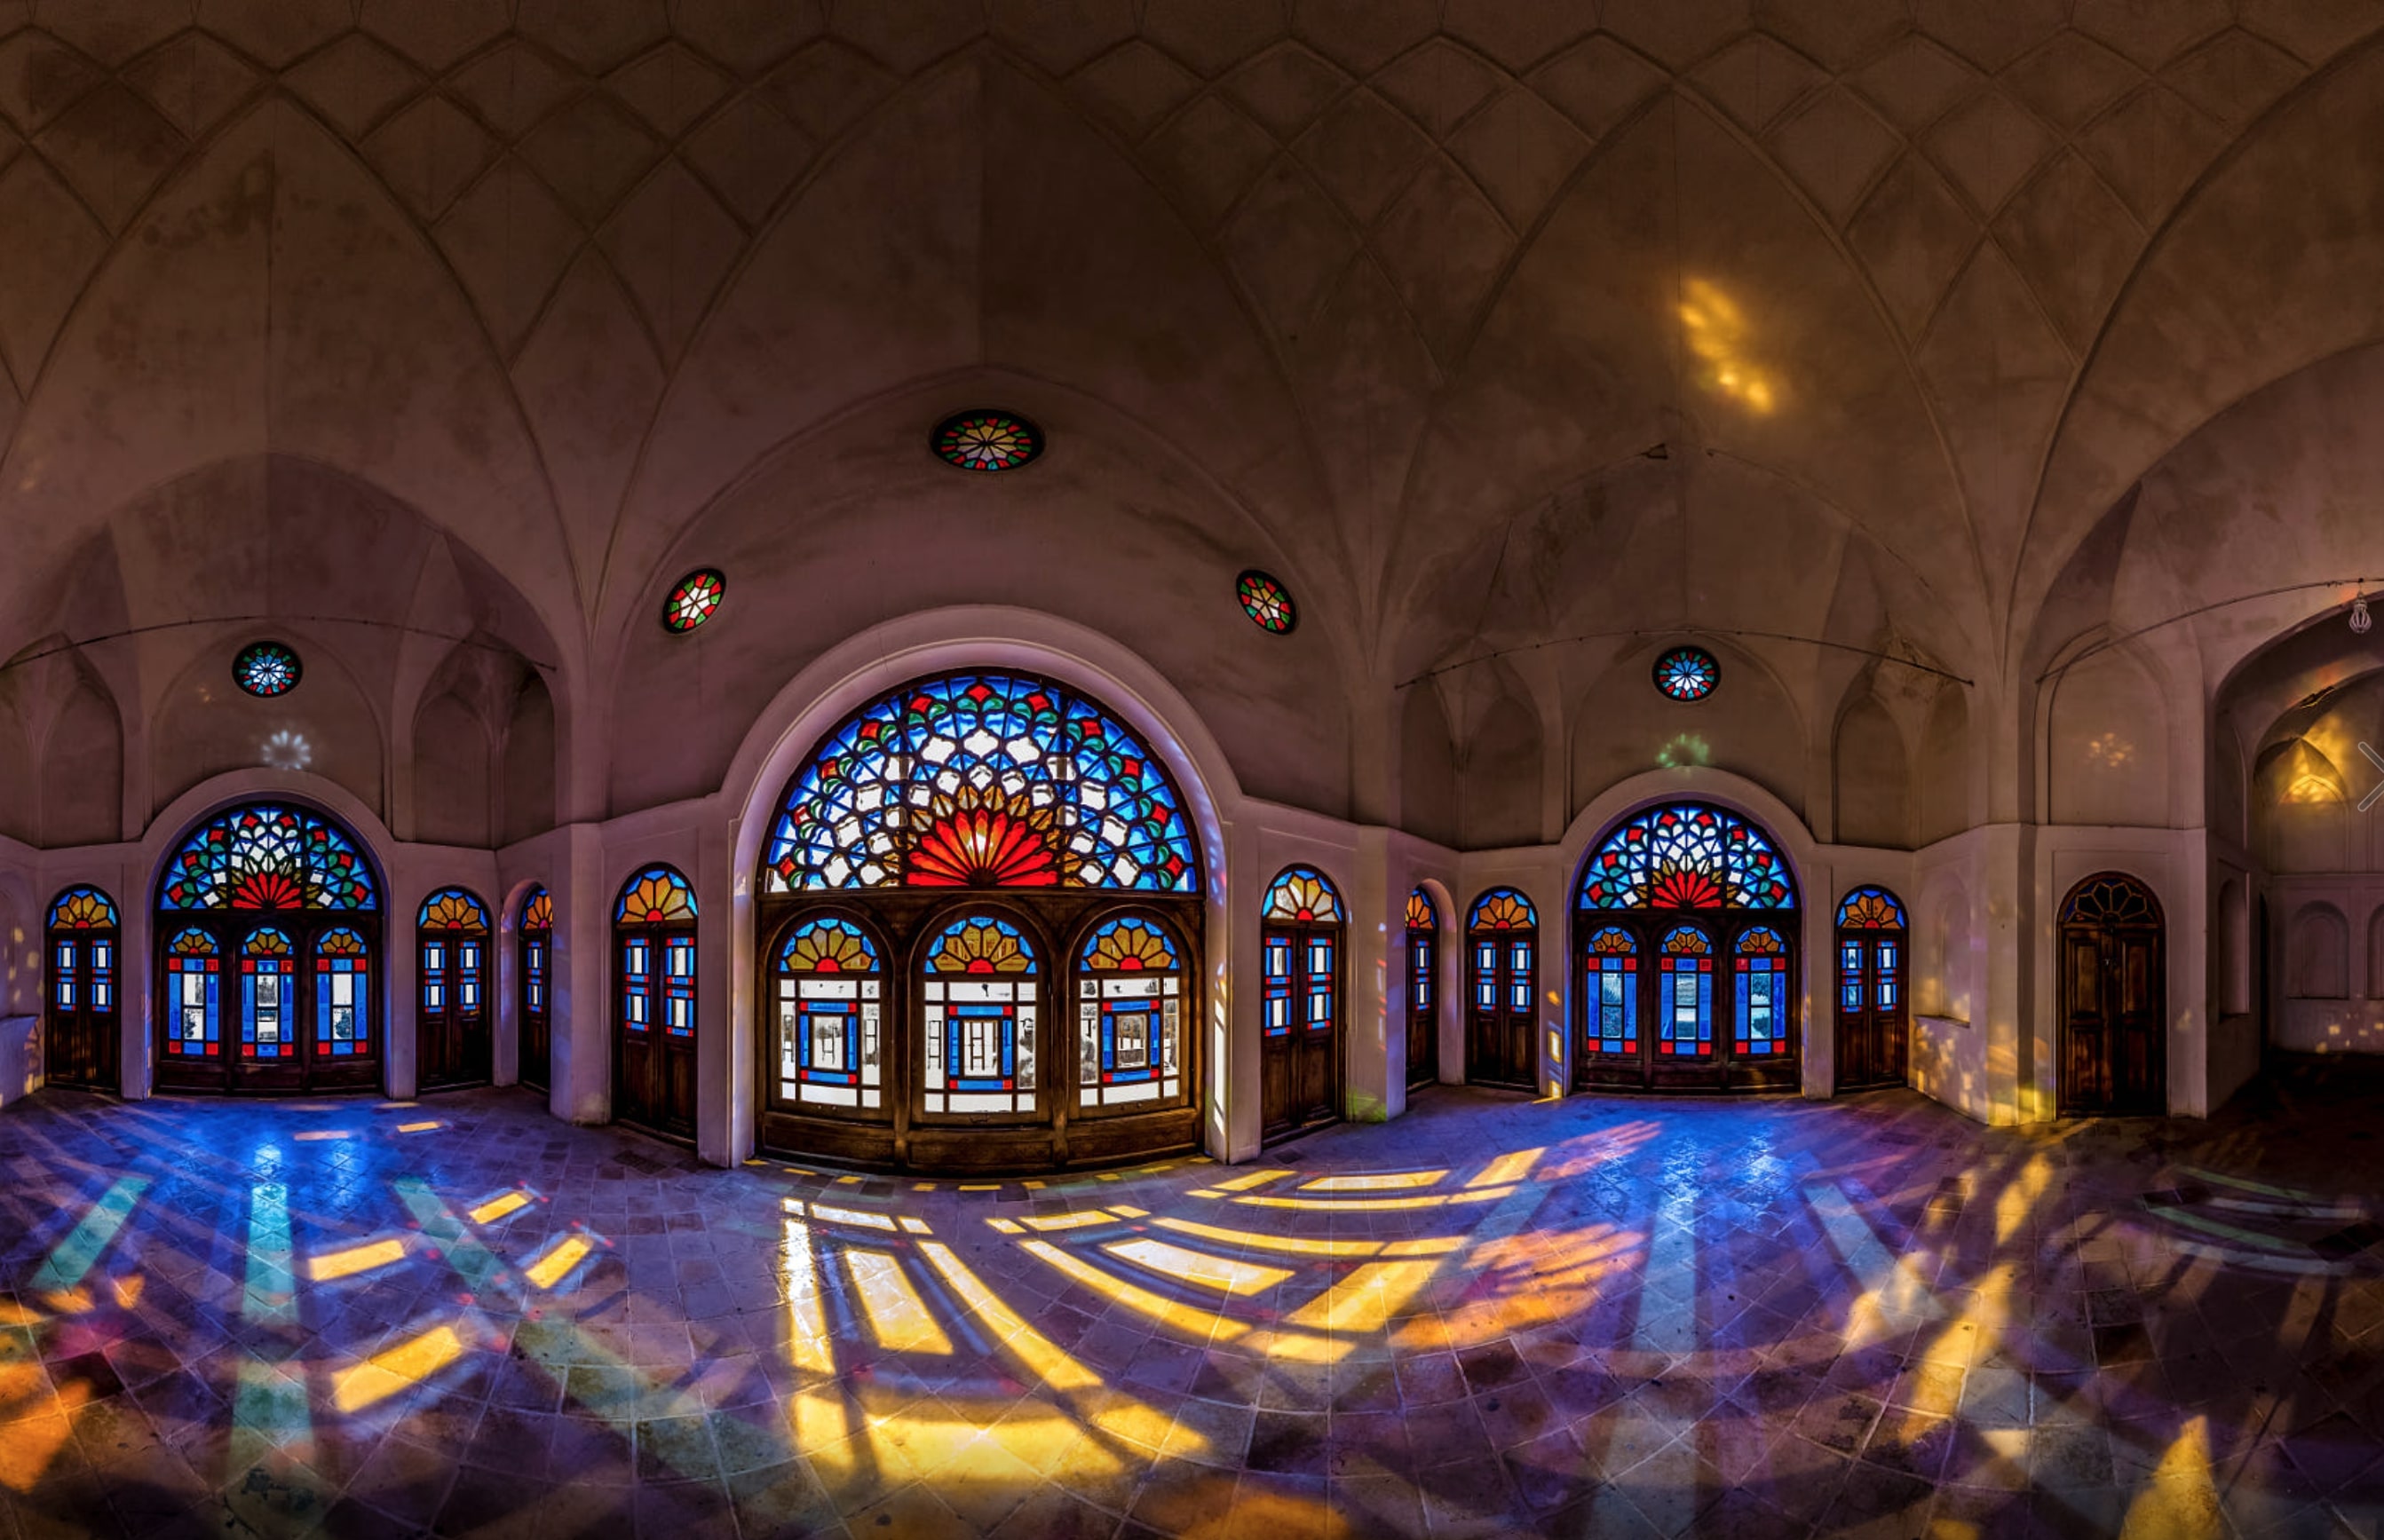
[6,1072,2384,1539]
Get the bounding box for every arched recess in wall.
[151,640,387,821]
[1398,685,1459,849]
[1834,694,1911,849]
[2369,907,2384,999]
[0,641,123,848]
[413,692,492,848]
[2047,642,2171,827]
[501,673,557,846]
[1459,692,1541,849]
[1569,643,1807,825]
[2254,738,2350,873]
[2287,903,2349,999]
[2219,879,2250,1016]
[1917,687,1968,848]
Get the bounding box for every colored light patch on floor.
[332,1323,464,1413]
[1299,1168,1445,1192]
[306,1237,406,1282]
[522,1234,591,1291]
[844,1249,953,1354]
[1105,1236,1294,1294]
[466,1190,529,1225]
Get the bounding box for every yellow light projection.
[1676,278,1778,414]
[523,1235,591,1291]
[306,1238,406,1282]
[466,1191,529,1225]
[843,1250,953,1354]
[1105,1238,1292,1296]
[332,1323,463,1413]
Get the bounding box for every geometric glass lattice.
[616,865,697,926]
[1469,888,1536,930]
[2063,873,2158,928]
[926,915,1035,975]
[1836,886,1905,930]
[764,672,1199,894]
[934,411,1042,472]
[662,569,725,634]
[1578,803,1796,912]
[159,804,378,911]
[1081,916,1177,973]
[780,916,878,975]
[1263,865,1342,924]
[49,887,118,929]
[1652,645,1717,702]
[1237,571,1295,635]
[419,888,489,932]
[234,641,302,698]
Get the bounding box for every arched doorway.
[615,865,698,1141]
[1261,866,1342,1142]
[754,669,1208,1173]
[44,888,120,1093]
[1834,886,1909,1091]
[1465,888,1539,1091]
[1573,802,1801,1092]
[519,888,551,1094]
[1406,888,1438,1088]
[417,888,491,1092]
[154,802,383,1094]
[2059,872,2166,1116]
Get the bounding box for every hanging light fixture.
[2354,597,2373,635]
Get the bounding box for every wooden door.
[1261,924,1339,1139]
[44,928,117,1092]
[1834,931,1907,1091]
[1406,923,1437,1088]
[419,930,489,1091]
[521,925,550,1094]
[616,927,697,1139]
[234,928,305,1092]
[1466,929,1538,1090]
[2059,873,2165,1116]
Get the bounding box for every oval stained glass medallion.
[1237,571,1295,634]
[234,642,301,698]
[933,411,1042,472]
[1652,645,1718,702]
[662,569,726,634]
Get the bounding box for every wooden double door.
[1834,928,1907,1091]
[418,928,490,1091]
[1572,915,1800,1093]
[1262,921,1340,1140]
[1406,924,1438,1088]
[520,923,550,1094]
[1466,928,1538,1091]
[154,916,381,1094]
[45,927,118,1092]
[2059,873,2165,1116]
[617,922,698,1139]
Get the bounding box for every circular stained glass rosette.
[234,642,301,698]
[662,569,726,634]
[1237,571,1295,634]
[1653,646,1718,702]
[934,411,1042,472]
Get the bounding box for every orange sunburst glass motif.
[1469,889,1536,931]
[318,928,367,957]
[1084,918,1176,973]
[50,888,117,930]
[617,867,696,925]
[783,917,877,975]
[1738,928,1786,956]
[908,796,1060,888]
[927,916,1036,975]
[1263,868,1342,924]
[1406,888,1435,929]
[246,928,293,958]
[1588,927,1636,955]
[524,889,551,931]
[1661,927,1711,957]
[1836,887,1905,929]
[419,890,487,932]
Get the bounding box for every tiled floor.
[6,1070,2384,1539]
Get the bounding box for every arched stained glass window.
[1406,888,1438,1086]
[164,928,221,1059]
[1263,865,1342,923]
[525,889,552,931]
[242,928,297,1061]
[765,673,1199,895]
[923,915,1037,1117]
[315,928,370,1059]
[1658,926,1714,1058]
[1837,887,1905,929]
[777,917,883,1113]
[420,889,490,931]
[1406,889,1435,930]
[50,888,118,929]
[521,888,552,1094]
[161,805,378,911]
[417,888,490,1091]
[617,865,697,925]
[1578,804,1795,911]
[1469,888,1537,930]
[1078,917,1183,1111]
[1585,927,1638,1055]
[1736,928,1787,1057]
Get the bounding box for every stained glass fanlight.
[927,916,1035,975]
[1237,571,1295,634]
[1469,888,1537,930]
[662,569,726,633]
[1837,887,1905,929]
[2063,873,2158,927]
[764,672,1200,894]
[934,410,1042,472]
[419,888,489,931]
[49,888,118,929]
[1577,803,1796,911]
[524,889,552,931]
[234,642,302,698]
[160,805,378,911]
[617,865,697,925]
[1653,645,1718,702]
[1263,866,1343,924]
[1406,888,1436,930]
